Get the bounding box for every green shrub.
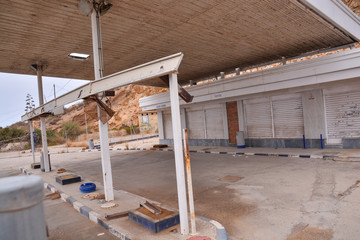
[61,121,82,140]
[0,127,26,141]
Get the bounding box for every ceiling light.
[68,53,91,60]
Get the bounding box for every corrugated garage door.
[244,98,273,138]
[272,95,304,138]
[186,103,225,139]
[205,104,225,139]
[325,91,360,142]
[186,105,205,139]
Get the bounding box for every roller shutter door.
[244,99,272,138]
[205,104,225,139]
[325,92,360,142]
[272,96,304,138]
[186,107,204,139]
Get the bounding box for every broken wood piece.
[57,168,67,174]
[45,191,61,200]
[140,201,162,215]
[104,211,129,220]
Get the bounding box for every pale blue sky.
[0,73,89,128]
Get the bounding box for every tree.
[25,93,35,113]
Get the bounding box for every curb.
[19,167,227,240]
[83,147,335,160]
[199,217,228,240]
[19,167,132,240]
[79,147,336,161]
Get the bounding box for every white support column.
[157,110,165,140]
[169,73,189,234]
[29,121,35,164]
[37,65,50,172]
[91,9,114,201]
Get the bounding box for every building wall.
[138,111,158,133]
[145,49,360,149]
[158,79,360,148]
[226,102,239,144]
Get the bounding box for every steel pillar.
[29,121,35,164]
[169,73,189,234]
[91,9,114,201]
[37,65,50,172]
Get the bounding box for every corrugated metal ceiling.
[0,0,356,84]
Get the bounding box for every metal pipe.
[29,121,35,164]
[85,112,88,141]
[320,134,323,149]
[303,135,306,149]
[169,73,189,234]
[37,65,50,172]
[183,128,196,234]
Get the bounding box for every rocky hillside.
[28,85,166,133]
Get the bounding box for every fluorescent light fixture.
[68,53,90,60]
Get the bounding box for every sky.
[0,73,89,128]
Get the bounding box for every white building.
[140,48,360,149]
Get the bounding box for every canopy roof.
[1,0,360,85]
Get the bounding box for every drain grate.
[218,176,244,183]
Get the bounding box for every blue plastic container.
[79,182,96,193]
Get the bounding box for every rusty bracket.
[160,76,193,103]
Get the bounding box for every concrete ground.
[2,143,360,239]
[44,190,118,240]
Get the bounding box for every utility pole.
[53,84,56,99]
[84,112,89,141]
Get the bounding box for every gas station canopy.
[1,0,360,85]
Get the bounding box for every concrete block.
[128,206,179,233]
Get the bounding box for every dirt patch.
[218,176,244,183]
[194,185,255,234]
[287,223,333,240]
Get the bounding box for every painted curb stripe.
[80,206,92,218]
[19,168,133,240]
[254,153,269,156]
[79,147,330,161]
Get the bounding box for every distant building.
[138,111,158,134]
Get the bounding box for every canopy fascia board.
[140,48,360,111]
[299,0,360,41]
[22,52,183,121]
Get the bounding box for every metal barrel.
[0,175,47,240]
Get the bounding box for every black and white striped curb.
[80,147,335,160]
[80,147,148,152]
[19,168,132,240]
